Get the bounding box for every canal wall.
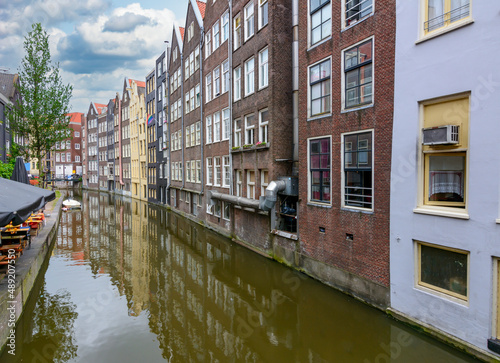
[0,197,63,355]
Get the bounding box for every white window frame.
[214,111,221,142]
[214,156,221,186]
[222,11,229,42]
[244,2,255,41]
[258,0,269,29]
[308,56,332,118]
[341,129,374,211]
[213,67,221,97]
[234,66,242,101]
[222,60,230,94]
[222,108,230,141]
[259,47,269,89]
[213,20,220,50]
[236,170,243,196]
[206,115,213,144]
[234,13,242,50]
[206,157,213,185]
[258,108,268,144]
[307,135,332,205]
[223,156,230,187]
[234,119,242,147]
[309,0,332,47]
[244,114,255,145]
[244,58,255,96]
[206,73,213,103]
[261,169,269,196]
[205,31,212,58]
[247,170,256,199]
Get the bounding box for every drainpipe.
[200,28,205,194]
[228,0,233,196]
[181,51,185,189]
[292,0,299,175]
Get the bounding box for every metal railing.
[424,4,470,33]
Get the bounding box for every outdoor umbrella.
[0,177,55,227]
[10,156,30,185]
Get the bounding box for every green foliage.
[8,23,73,176]
[0,143,22,178]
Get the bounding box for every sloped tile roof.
[179,27,185,40]
[94,103,107,115]
[197,1,206,19]
[67,112,84,124]
[129,78,146,89]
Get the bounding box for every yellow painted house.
[128,78,147,200]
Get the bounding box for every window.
[244,2,255,41]
[214,200,222,217]
[259,47,268,89]
[196,160,201,183]
[424,0,470,34]
[185,92,190,114]
[213,112,221,142]
[75,156,81,162]
[222,12,229,42]
[75,131,80,137]
[214,157,221,186]
[222,60,230,94]
[343,131,372,209]
[190,124,195,146]
[66,140,71,149]
[234,67,242,101]
[223,202,230,220]
[247,170,256,199]
[244,58,255,96]
[245,114,255,145]
[213,20,220,50]
[185,58,190,80]
[236,170,243,196]
[234,119,242,147]
[223,156,230,187]
[259,0,269,29]
[417,242,468,300]
[206,158,213,185]
[344,0,373,27]
[261,170,269,196]
[234,13,242,50]
[195,84,200,107]
[343,39,373,109]
[190,88,195,111]
[186,161,191,182]
[309,58,331,117]
[188,21,194,41]
[310,0,331,46]
[259,109,268,144]
[222,108,230,140]
[206,74,213,102]
[75,143,80,150]
[205,31,212,58]
[421,96,469,209]
[190,52,195,77]
[213,67,221,97]
[196,121,201,145]
[206,115,213,144]
[309,137,330,203]
[195,47,200,70]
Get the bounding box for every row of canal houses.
[81,0,500,360]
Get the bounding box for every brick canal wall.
[0,197,62,355]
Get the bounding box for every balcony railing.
[424,4,470,33]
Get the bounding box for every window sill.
[307,113,332,122]
[496,219,500,224]
[307,36,332,52]
[416,18,474,45]
[307,202,331,208]
[413,206,469,220]
[341,207,373,214]
[272,230,298,240]
[341,14,374,32]
[341,103,373,114]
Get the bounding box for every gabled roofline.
[174,24,183,52]
[190,0,205,30]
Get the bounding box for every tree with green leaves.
[8,23,73,181]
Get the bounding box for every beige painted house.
[129,79,147,200]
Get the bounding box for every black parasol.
[0,177,55,227]
[10,156,30,184]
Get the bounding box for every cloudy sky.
[0,0,190,112]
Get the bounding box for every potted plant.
[243,144,253,149]
[255,141,267,147]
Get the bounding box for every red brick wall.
[297,0,396,287]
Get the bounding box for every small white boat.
[62,199,81,209]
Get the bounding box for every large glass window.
[222,108,230,140]
[234,67,242,101]
[259,0,269,29]
[343,131,372,209]
[425,0,470,33]
[247,170,255,199]
[259,109,268,144]
[418,242,468,300]
[425,154,465,206]
[309,59,331,117]
[213,67,221,97]
[344,0,373,27]
[245,114,255,145]
[206,115,213,144]
[222,12,229,42]
[344,39,373,109]
[309,138,330,203]
[213,20,220,50]
[234,119,242,147]
[206,158,213,185]
[310,0,331,45]
[234,14,242,50]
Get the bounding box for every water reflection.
[2,191,477,362]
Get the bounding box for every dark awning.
[0,177,56,227]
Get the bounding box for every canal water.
[1,191,478,363]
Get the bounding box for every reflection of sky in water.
[45,256,164,363]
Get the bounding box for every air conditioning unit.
[422,125,459,145]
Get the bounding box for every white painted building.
[390,1,500,360]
